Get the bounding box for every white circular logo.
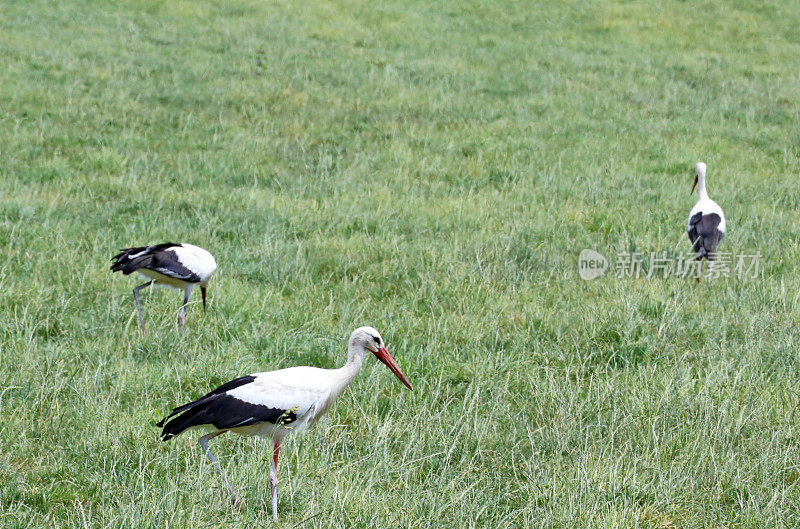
[578,249,607,280]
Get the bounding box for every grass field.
[2,0,800,526]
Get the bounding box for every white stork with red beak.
[111,243,217,335]
[687,162,726,279]
[156,326,413,521]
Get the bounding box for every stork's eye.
[372,336,381,344]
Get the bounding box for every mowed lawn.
[2,0,800,526]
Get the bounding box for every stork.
[687,162,726,280]
[111,243,217,335]
[156,326,412,520]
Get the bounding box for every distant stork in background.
[111,243,217,335]
[687,162,726,280]
[156,326,413,520]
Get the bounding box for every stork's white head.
[691,162,707,194]
[349,326,413,391]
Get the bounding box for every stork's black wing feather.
[111,243,180,274]
[110,243,201,282]
[156,375,298,440]
[688,212,723,259]
[149,250,201,282]
[157,375,257,426]
[159,397,297,440]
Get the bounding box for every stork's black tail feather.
[110,243,179,275]
[158,406,207,441]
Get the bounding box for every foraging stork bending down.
[156,326,412,520]
[687,162,726,279]
[111,243,217,335]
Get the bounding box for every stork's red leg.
[270,441,281,521]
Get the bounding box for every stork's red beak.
[200,286,208,313]
[374,347,413,391]
[691,174,698,194]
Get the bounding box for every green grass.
[2,0,800,526]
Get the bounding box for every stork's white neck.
[337,343,366,386]
[696,174,709,201]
